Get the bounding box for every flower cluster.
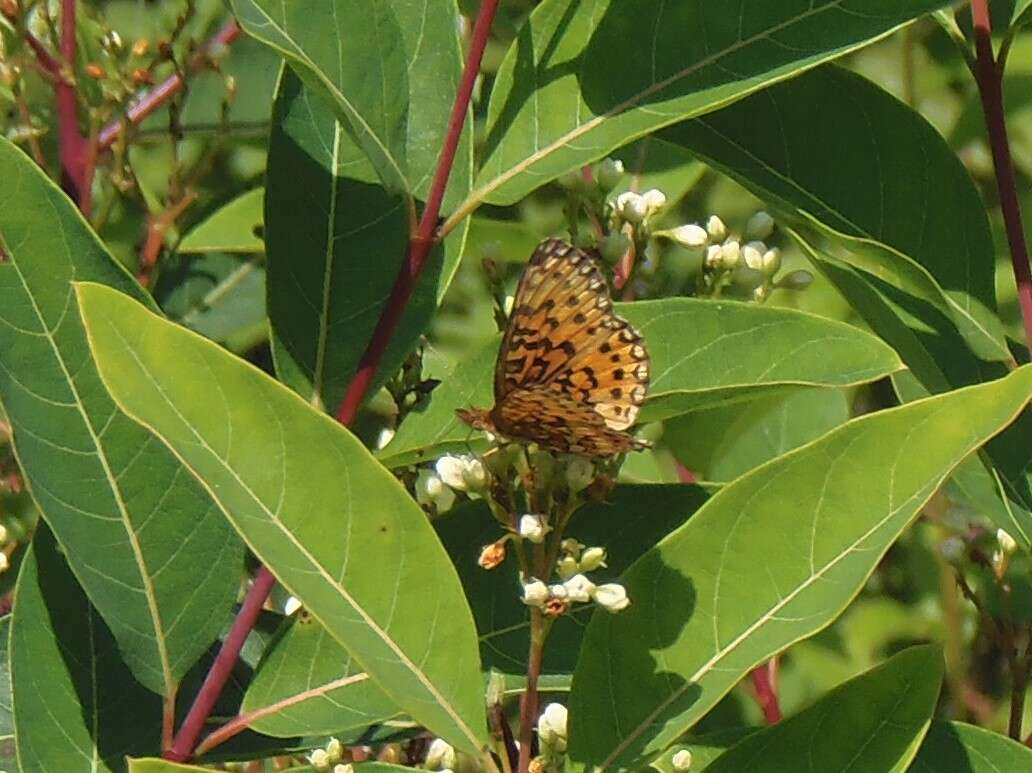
[415,454,488,514]
[307,738,348,772]
[521,540,629,615]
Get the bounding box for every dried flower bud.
[131,68,153,85]
[745,210,775,240]
[593,583,631,612]
[478,540,507,570]
[132,38,151,57]
[85,63,105,79]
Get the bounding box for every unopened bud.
[560,538,584,558]
[704,244,723,270]
[667,224,709,248]
[102,31,123,52]
[596,158,624,190]
[939,536,966,562]
[478,540,507,570]
[752,284,769,303]
[997,529,1018,556]
[616,192,648,224]
[519,514,550,544]
[522,580,549,607]
[761,247,781,275]
[131,68,153,85]
[333,765,354,773]
[557,169,585,192]
[556,555,579,580]
[706,215,727,241]
[0,63,20,88]
[132,38,150,57]
[426,738,457,771]
[720,240,741,270]
[745,210,775,240]
[325,738,343,763]
[599,231,631,263]
[309,749,331,771]
[641,188,667,214]
[593,583,631,612]
[85,63,105,79]
[579,547,607,572]
[671,749,693,771]
[742,241,766,271]
[777,269,813,290]
[537,703,568,753]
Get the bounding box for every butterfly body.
[457,239,650,458]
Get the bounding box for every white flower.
[745,210,775,240]
[519,514,550,544]
[593,583,631,613]
[283,596,302,616]
[939,536,965,562]
[668,224,709,248]
[537,703,568,753]
[704,244,723,270]
[325,738,343,763]
[706,215,727,241]
[549,583,569,600]
[375,427,396,451]
[415,469,456,512]
[742,241,766,271]
[556,555,579,580]
[579,547,607,572]
[522,580,549,607]
[641,188,667,213]
[761,247,781,275]
[563,574,596,603]
[426,738,457,770]
[719,239,741,269]
[671,749,694,771]
[309,749,331,771]
[997,529,1018,555]
[565,457,595,493]
[616,191,648,223]
[435,454,486,492]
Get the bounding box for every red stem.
[57,0,89,208]
[970,0,1032,358]
[749,658,782,724]
[165,566,277,761]
[166,2,498,760]
[335,0,499,424]
[97,18,241,151]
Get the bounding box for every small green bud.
[557,169,585,191]
[776,269,813,290]
[745,210,775,240]
[595,157,625,190]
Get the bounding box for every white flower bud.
[593,583,631,612]
[503,294,515,314]
[415,470,456,512]
[761,247,781,276]
[426,738,457,771]
[462,457,488,491]
[0,523,9,544]
[579,547,607,572]
[641,188,667,214]
[0,552,8,574]
[939,536,965,562]
[596,158,625,190]
[522,580,549,607]
[325,738,343,763]
[376,427,396,450]
[706,215,727,241]
[519,514,550,544]
[616,192,648,223]
[997,529,1018,556]
[549,583,569,600]
[560,539,584,558]
[537,703,568,753]
[334,765,355,773]
[436,455,469,490]
[719,239,741,269]
[556,555,580,580]
[704,244,723,270]
[671,749,693,771]
[742,241,765,271]
[309,749,331,771]
[777,269,814,290]
[283,595,302,616]
[668,224,708,248]
[563,574,596,603]
[565,457,595,493]
[745,210,775,240]
[752,285,769,303]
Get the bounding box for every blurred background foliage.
[1,0,1030,746]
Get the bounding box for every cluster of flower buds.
[307,738,347,771]
[536,702,569,764]
[415,454,489,514]
[521,538,629,616]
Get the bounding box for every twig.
[166,2,500,761]
[335,0,500,424]
[517,610,545,773]
[97,18,241,151]
[970,0,1032,358]
[137,190,198,286]
[56,0,89,207]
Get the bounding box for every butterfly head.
[456,407,495,433]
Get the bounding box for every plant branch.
[166,2,499,760]
[335,0,500,424]
[518,610,545,773]
[970,0,1032,358]
[56,0,89,208]
[97,18,241,151]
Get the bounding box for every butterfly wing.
[495,239,650,433]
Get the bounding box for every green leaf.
[661,64,1008,362]
[649,730,757,773]
[0,616,12,770]
[665,387,850,482]
[467,0,951,211]
[911,720,1032,772]
[265,69,468,409]
[1014,1,1032,30]
[0,138,243,695]
[13,526,162,772]
[77,283,490,754]
[242,615,401,738]
[438,484,709,676]
[568,365,1032,769]
[129,761,212,773]
[704,646,942,772]
[229,0,409,195]
[177,188,265,254]
[379,298,902,467]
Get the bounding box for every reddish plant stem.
[517,612,545,773]
[137,190,199,286]
[165,566,277,762]
[166,2,499,761]
[970,0,1032,358]
[749,658,782,725]
[57,0,89,208]
[335,0,499,424]
[97,18,241,151]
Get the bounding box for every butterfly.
[456,238,650,458]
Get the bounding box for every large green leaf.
[463,0,950,214]
[266,68,467,410]
[241,614,401,738]
[77,283,489,754]
[379,298,902,467]
[0,139,242,695]
[0,616,12,770]
[705,646,941,772]
[177,188,265,255]
[13,526,162,772]
[567,365,1032,769]
[910,721,1032,772]
[661,64,1008,363]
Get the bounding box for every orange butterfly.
[457,238,650,458]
